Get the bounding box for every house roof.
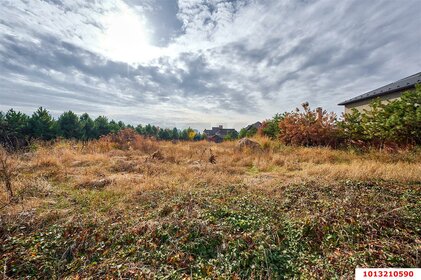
[338,72,421,106]
[203,126,237,137]
[245,122,262,131]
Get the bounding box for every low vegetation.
[258,86,421,148]
[1,137,420,278]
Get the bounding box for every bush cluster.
[339,86,421,147]
[278,103,341,147]
[257,85,420,148]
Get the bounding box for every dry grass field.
[1,138,420,279]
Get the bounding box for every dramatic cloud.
[1,0,420,130]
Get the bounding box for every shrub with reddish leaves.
[100,128,158,152]
[278,103,342,147]
[106,128,140,150]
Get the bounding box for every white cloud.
[0,0,420,130]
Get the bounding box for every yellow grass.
[1,139,419,208]
[2,138,419,209]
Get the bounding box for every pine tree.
[80,113,96,140]
[58,111,82,139]
[172,127,179,140]
[28,107,57,141]
[5,109,30,147]
[94,116,110,137]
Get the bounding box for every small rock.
[237,138,261,150]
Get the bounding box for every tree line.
[2,86,419,150]
[0,107,204,149]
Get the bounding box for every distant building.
[203,125,238,143]
[206,135,224,143]
[244,122,262,132]
[338,72,421,113]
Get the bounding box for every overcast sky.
[1,0,420,130]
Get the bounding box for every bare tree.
[0,147,15,201]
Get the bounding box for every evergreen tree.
[28,107,57,140]
[0,111,5,139]
[58,111,82,139]
[194,132,203,141]
[180,129,188,140]
[108,120,121,133]
[158,128,171,140]
[135,124,144,135]
[151,125,159,137]
[1,109,30,148]
[80,113,96,141]
[94,116,110,137]
[144,124,153,136]
[172,127,179,140]
[117,121,126,129]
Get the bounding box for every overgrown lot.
[1,139,420,279]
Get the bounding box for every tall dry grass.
[13,137,421,185]
[1,137,419,209]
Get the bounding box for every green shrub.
[340,85,421,147]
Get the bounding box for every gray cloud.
[0,0,420,130]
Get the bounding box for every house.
[203,125,238,142]
[206,135,224,143]
[244,122,262,132]
[338,72,421,113]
